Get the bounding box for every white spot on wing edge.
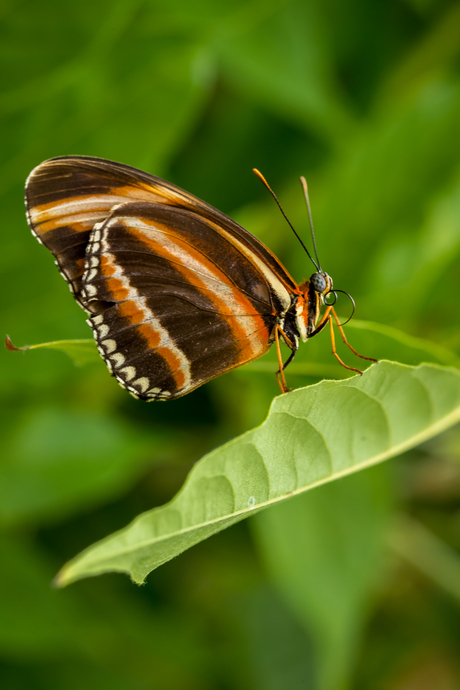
[85,284,97,297]
[97,323,110,339]
[133,377,149,393]
[120,366,136,381]
[110,352,125,368]
[101,339,117,353]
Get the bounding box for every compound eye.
[310,272,327,293]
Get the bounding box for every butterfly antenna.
[300,176,322,272]
[253,169,320,272]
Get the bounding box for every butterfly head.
[309,271,332,300]
[309,271,357,329]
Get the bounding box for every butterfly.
[25,156,375,401]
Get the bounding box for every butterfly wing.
[25,155,298,307]
[82,201,287,399]
[25,155,207,306]
[26,156,300,398]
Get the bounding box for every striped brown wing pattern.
[82,203,277,399]
[25,156,201,306]
[26,156,300,399]
[25,156,298,308]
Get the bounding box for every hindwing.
[83,202,277,399]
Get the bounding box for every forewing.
[25,156,298,308]
[82,202,277,399]
[25,156,202,306]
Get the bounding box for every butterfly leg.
[274,324,297,393]
[330,307,378,364]
[310,305,333,336]
[325,313,364,375]
[310,306,376,375]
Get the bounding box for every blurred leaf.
[306,75,460,314]
[379,3,460,105]
[364,167,460,329]
[0,1,213,186]
[344,320,460,366]
[388,513,460,604]
[240,586,317,690]
[0,534,83,657]
[252,465,391,690]
[219,0,356,142]
[0,407,160,526]
[0,533,209,688]
[55,361,460,586]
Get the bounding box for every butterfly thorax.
[294,272,333,343]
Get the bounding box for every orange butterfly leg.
[314,304,332,331]
[275,324,292,394]
[330,307,378,364]
[326,313,363,375]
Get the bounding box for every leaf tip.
[53,564,75,589]
[5,335,28,352]
[52,571,66,589]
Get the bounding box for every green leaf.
[56,361,460,587]
[6,336,98,366]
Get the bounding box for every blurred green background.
[2,0,460,688]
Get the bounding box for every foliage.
[56,362,460,589]
[2,1,460,689]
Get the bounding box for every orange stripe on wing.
[118,299,146,325]
[100,254,116,276]
[136,322,161,349]
[34,214,104,235]
[155,347,186,389]
[105,276,130,301]
[126,219,269,359]
[67,257,86,279]
[113,183,195,206]
[29,179,201,236]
